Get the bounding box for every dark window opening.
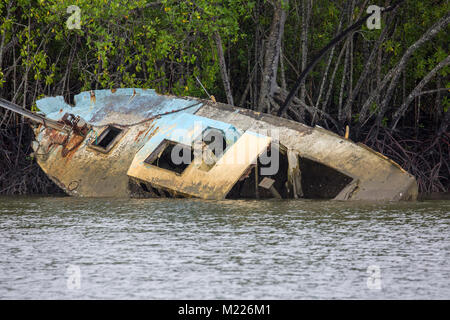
[226,147,353,200]
[140,183,150,193]
[144,140,194,175]
[94,126,122,149]
[149,185,170,197]
[150,186,162,196]
[226,144,290,199]
[298,157,352,199]
[193,128,228,172]
[202,129,227,157]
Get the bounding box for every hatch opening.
[144,139,194,175]
[91,125,123,151]
[226,144,290,199]
[298,157,352,199]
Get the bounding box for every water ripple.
[0,196,449,299]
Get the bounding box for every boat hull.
[31,88,418,201]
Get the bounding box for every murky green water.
[0,197,448,299]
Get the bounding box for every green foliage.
[0,0,448,119]
[443,96,450,113]
[0,0,251,101]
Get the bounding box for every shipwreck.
[0,88,418,200]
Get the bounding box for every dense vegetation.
[0,0,448,195]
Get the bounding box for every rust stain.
[134,128,147,142]
[62,134,85,160]
[145,125,159,140]
[111,88,117,93]
[90,90,96,104]
[134,121,157,142]
[46,128,68,145]
[144,123,156,137]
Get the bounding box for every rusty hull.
[33,120,158,197]
[32,88,203,197]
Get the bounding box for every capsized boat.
[0,88,418,200]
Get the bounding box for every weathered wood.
[259,176,274,189]
[259,177,282,199]
[255,161,260,199]
[335,179,359,200]
[287,149,303,198]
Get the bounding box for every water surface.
[0,197,448,299]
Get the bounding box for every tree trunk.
[343,12,393,124]
[214,31,234,105]
[299,0,312,106]
[0,2,12,70]
[391,54,450,130]
[257,0,288,112]
[376,12,450,124]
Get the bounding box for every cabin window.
[194,128,227,172]
[202,128,227,157]
[226,146,353,200]
[298,157,352,199]
[226,144,290,199]
[89,125,124,153]
[144,139,193,175]
[139,182,150,193]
